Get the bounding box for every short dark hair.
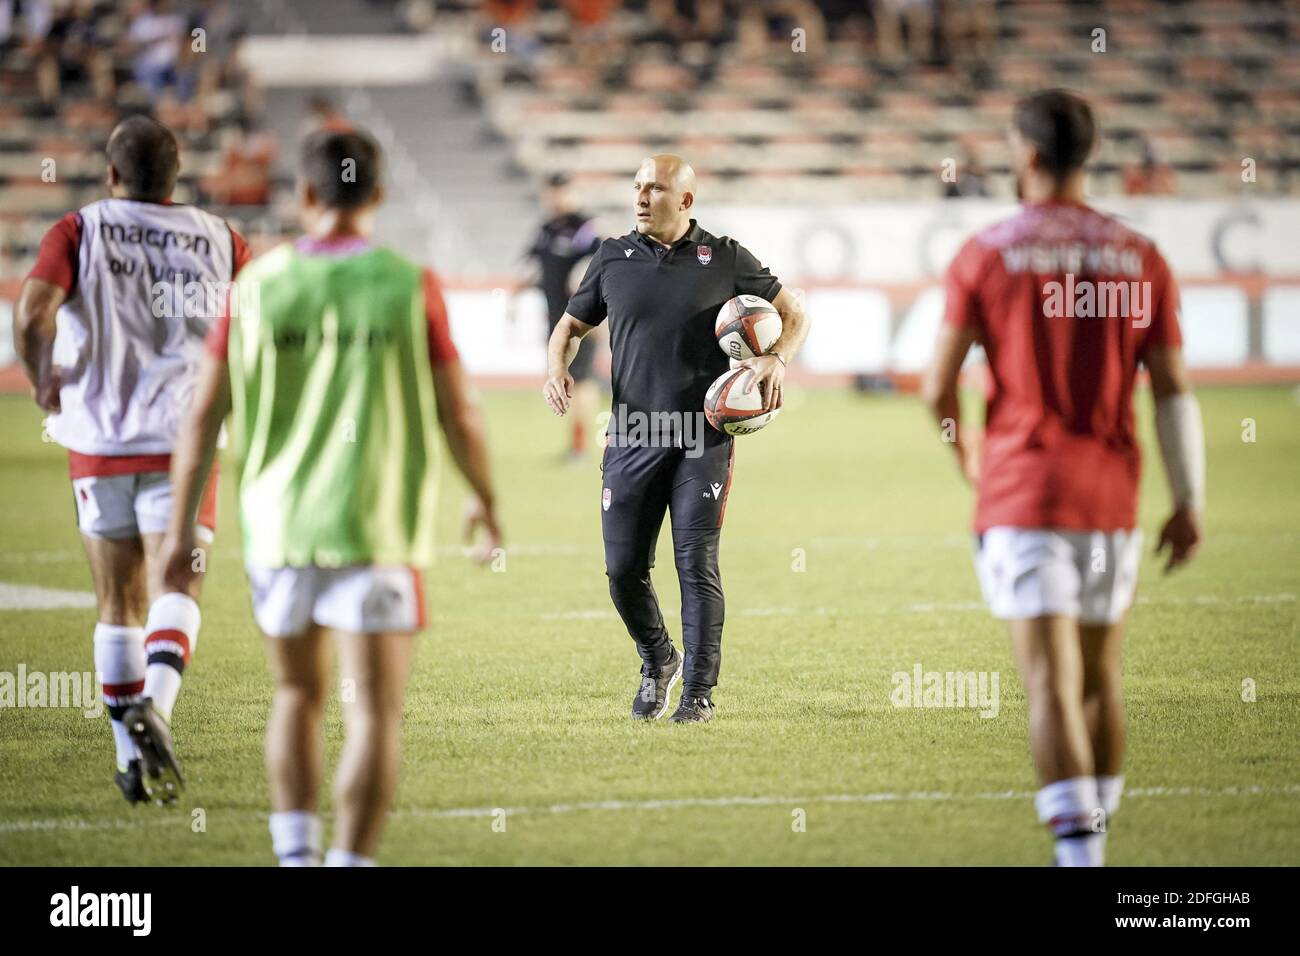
[1013,90,1096,179]
[106,115,180,201]
[300,129,382,210]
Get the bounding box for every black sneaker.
[669,696,715,723]
[122,699,184,806]
[114,758,147,805]
[631,646,683,720]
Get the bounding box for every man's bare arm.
[159,354,230,592]
[920,321,980,484]
[543,313,596,415]
[736,286,811,412]
[14,277,67,411]
[768,286,810,365]
[433,358,503,561]
[1144,344,1204,572]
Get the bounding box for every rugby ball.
[704,367,781,436]
[715,294,781,362]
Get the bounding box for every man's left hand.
[738,353,785,412]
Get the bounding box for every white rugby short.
[973,527,1142,625]
[245,565,427,638]
[72,472,217,542]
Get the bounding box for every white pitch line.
[0,582,96,610]
[2,783,1297,835]
[905,593,1297,613]
[542,607,835,621]
[400,783,1300,820]
[544,594,1297,621]
[0,552,86,565]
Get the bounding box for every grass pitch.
[0,384,1297,865]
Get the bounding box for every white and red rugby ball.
[704,367,781,436]
[715,294,782,363]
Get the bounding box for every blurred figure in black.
[518,173,602,461]
[943,145,989,198]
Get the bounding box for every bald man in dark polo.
[543,155,810,722]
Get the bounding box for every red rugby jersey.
[943,200,1183,532]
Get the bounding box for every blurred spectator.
[201,119,277,206]
[0,0,283,282]
[564,0,615,68]
[300,95,353,139]
[0,0,15,47]
[943,147,989,198]
[26,0,115,111]
[645,0,728,48]
[127,0,185,99]
[178,0,246,102]
[874,0,937,62]
[945,0,996,61]
[1123,137,1177,196]
[480,0,541,62]
[155,87,212,136]
[819,0,874,47]
[732,0,826,57]
[566,0,614,29]
[5,0,54,46]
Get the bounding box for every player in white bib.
[14,116,251,806]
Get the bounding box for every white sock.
[1035,776,1104,867]
[325,848,376,867]
[143,592,201,721]
[1097,774,1125,817]
[94,624,145,769]
[1095,774,1125,859]
[269,810,322,866]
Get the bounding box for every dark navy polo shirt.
[564,219,782,443]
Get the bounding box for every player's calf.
[141,591,201,722]
[94,623,147,796]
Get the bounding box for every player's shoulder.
[690,222,733,247]
[82,197,234,234]
[968,204,1043,252]
[73,197,116,224]
[237,239,294,279]
[1081,203,1162,252]
[369,243,427,279]
[594,235,634,260]
[949,224,1003,278]
[973,202,1158,250]
[684,227,747,267]
[190,203,240,235]
[45,208,83,238]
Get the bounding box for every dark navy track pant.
[600,438,735,700]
